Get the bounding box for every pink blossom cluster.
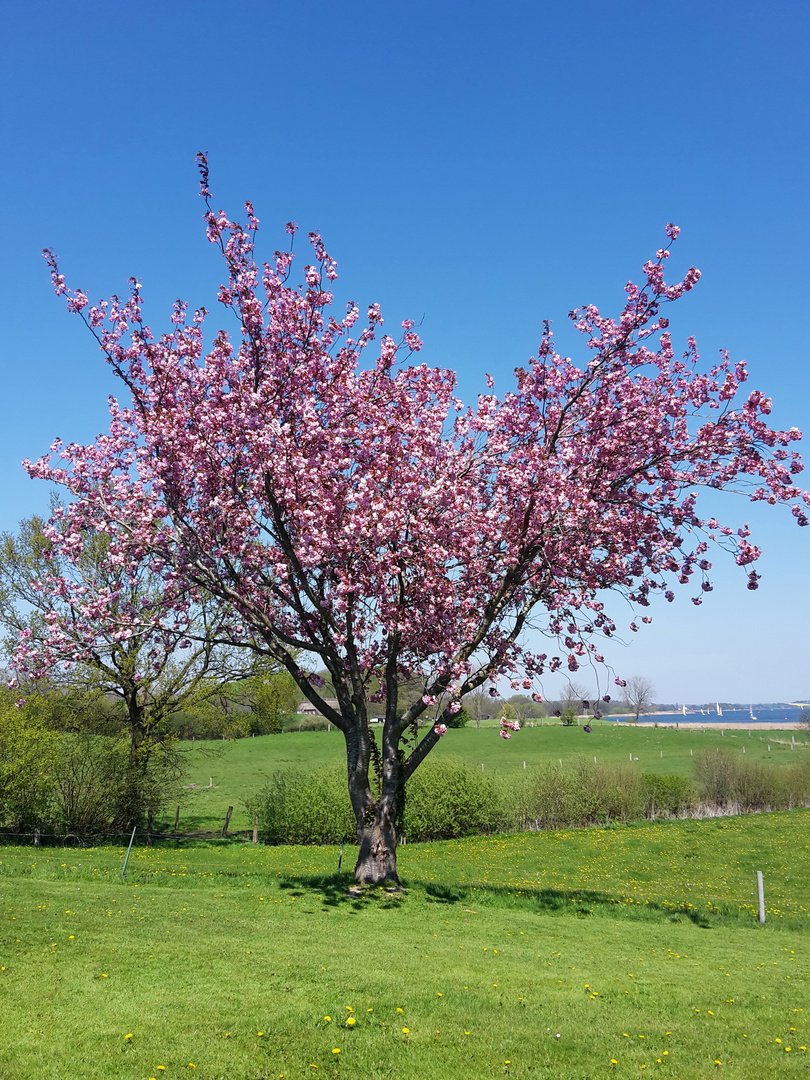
[499,717,521,740]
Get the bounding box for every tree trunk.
[354,798,400,885]
[346,723,402,885]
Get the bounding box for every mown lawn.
[1,812,808,1079]
[178,721,808,832]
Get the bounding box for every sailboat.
[682,705,687,717]
[749,704,757,720]
[716,702,723,716]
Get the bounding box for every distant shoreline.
[627,712,805,732]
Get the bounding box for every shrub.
[399,758,502,840]
[643,773,697,817]
[0,702,58,829]
[694,748,738,806]
[285,715,330,732]
[51,733,128,833]
[247,765,355,845]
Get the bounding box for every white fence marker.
[757,871,766,924]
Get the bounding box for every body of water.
[627,706,806,725]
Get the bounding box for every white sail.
[716,702,722,716]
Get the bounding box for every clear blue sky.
[1,1,807,703]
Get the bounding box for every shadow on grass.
[276,872,717,927]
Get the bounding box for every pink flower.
[434,724,447,737]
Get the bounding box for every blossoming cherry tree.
[21,156,808,882]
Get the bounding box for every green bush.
[695,749,810,811]
[284,715,331,732]
[247,765,355,845]
[399,758,502,840]
[643,773,697,817]
[0,702,58,829]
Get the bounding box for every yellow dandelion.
[610,1060,618,1066]
[346,1017,356,1026]
[332,1048,341,1054]
[397,1007,403,1013]
[125,1034,133,1040]
[402,1027,410,1034]
[324,1016,332,1022]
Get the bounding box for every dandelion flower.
[397,1008,403,1013]
[346,1017,356,1027]
[402,1027,410,1034]
[332,1048,341,1054]
[324,1016,331,1022]
[125,1034,133,1040]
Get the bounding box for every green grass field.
[178,720,808,832]
[1,811,808,1079]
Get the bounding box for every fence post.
[222,806,234,836]
[121,825,137,879]
[252,813,259,844]
[34,828,40,847]
[757,871,766,923]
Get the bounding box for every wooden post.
[757,871,766,923]
[252,813,259,844]
[147,808,153,848]
[222,806,234,836]
[174,805,180,831]
[33,828,40,846]
[210,776,213,788]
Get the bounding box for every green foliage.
[694,748,810,810]
[399,758,501,840]
[51,733,129,833]
[642,772,697,816]
[0,699,58,828]
[247,765,355,845]
[250,671,299,734]
[284,715,330,731]
[560,706,577,726]
[445,705,470,728]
